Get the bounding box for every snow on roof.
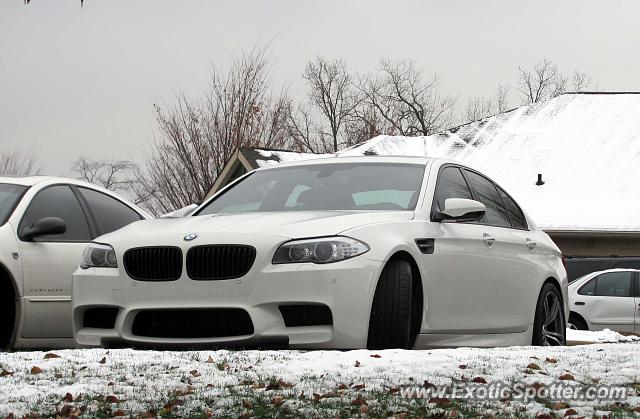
[251,148,333,167]
[339,93,640,232]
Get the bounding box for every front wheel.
[532,283,566,346]
[367,259,420,350]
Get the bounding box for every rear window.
[0,183,27,226]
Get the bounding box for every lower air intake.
[131,309,254,339]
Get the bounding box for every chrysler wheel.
[532,283,566,346]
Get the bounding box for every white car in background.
[73,157,568,349]
[0,176,150,348]
[568,268,639,332]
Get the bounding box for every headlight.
[80,243,118,269]
[272,236,369,264]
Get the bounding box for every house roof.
[210,93,640,233]
[341,92,640,233]
[242,147,332,168]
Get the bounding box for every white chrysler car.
[568,268,639,332]
[0,176,149,348]
[73,157,568,349]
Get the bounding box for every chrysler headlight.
[81,243,118,269]
[273,236,369,264]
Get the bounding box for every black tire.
[367,259,418,350]
[0,278,15,349]
[568,312,588,331]
[532,282,566,346]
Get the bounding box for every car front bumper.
[72,256,383,349]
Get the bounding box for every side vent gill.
[415,238,435,254]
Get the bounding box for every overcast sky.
[2,0,640,175]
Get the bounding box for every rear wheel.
[367,259,420,349]
[0,276,16,348]
[568,313,588,330]
[532,283,566,346]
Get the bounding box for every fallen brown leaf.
[62,393,73,402]
[545,357,558,364]
[559,373,575,381]
[352,383,366,390]
[206,356,214,364]
[472,376,487,384]
[98,357,106,364]
[553,402,569,410]
[30,366,43,374]
[271,395,285,406]
[190,370,200,377]
[458,364,467,369]
[370,354,381,358]
[112,410,126,417]
[106,395,119,404]
[429,397,451,407]
[0,370,14,377]
[526,363,541,370]
[351,397,368,406]
[59,405,72,416]
[43,353,61,359]
[242,399,253,409]
[564,408,578,416]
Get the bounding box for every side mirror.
[435,198,486,222]
[20,217,67,241]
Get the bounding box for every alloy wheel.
[540,290,565,346]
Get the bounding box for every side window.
[21,185,91,242]
[434,166,472,211]
[497,186,527,229]
[594,271,632,297]
[462,169,511,228]
[577,278,596,296]
[78,187,142,235]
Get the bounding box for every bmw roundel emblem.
[184,233,198,241]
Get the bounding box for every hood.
[98,210,415,244]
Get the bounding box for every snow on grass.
[567,328,640,343]
[1,343,640,418]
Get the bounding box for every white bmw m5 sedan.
[72,156,568,349]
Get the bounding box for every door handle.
[483,233,495,247]
[526,238,537,250]
[575,301,586,306]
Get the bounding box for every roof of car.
[253,155,437,170]
[0,175,153,219]
[0,175,98,188]
[0,175,65,186]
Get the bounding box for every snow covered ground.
[1,332,639,418]
[567,328,639,344]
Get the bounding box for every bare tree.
[572,70,591,92]
[517,59,591,104]
[357,59,456,136]
[463,97,494,123]
[137,45,293,215]
[495,83,511,113]
[70,156,152,206]
[72,156,137,191]
[0,147,41,175]
[300,57,360,152]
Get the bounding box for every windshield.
[0,183,27,226]
[196,163,425,215]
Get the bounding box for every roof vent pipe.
[536,174,545,186]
